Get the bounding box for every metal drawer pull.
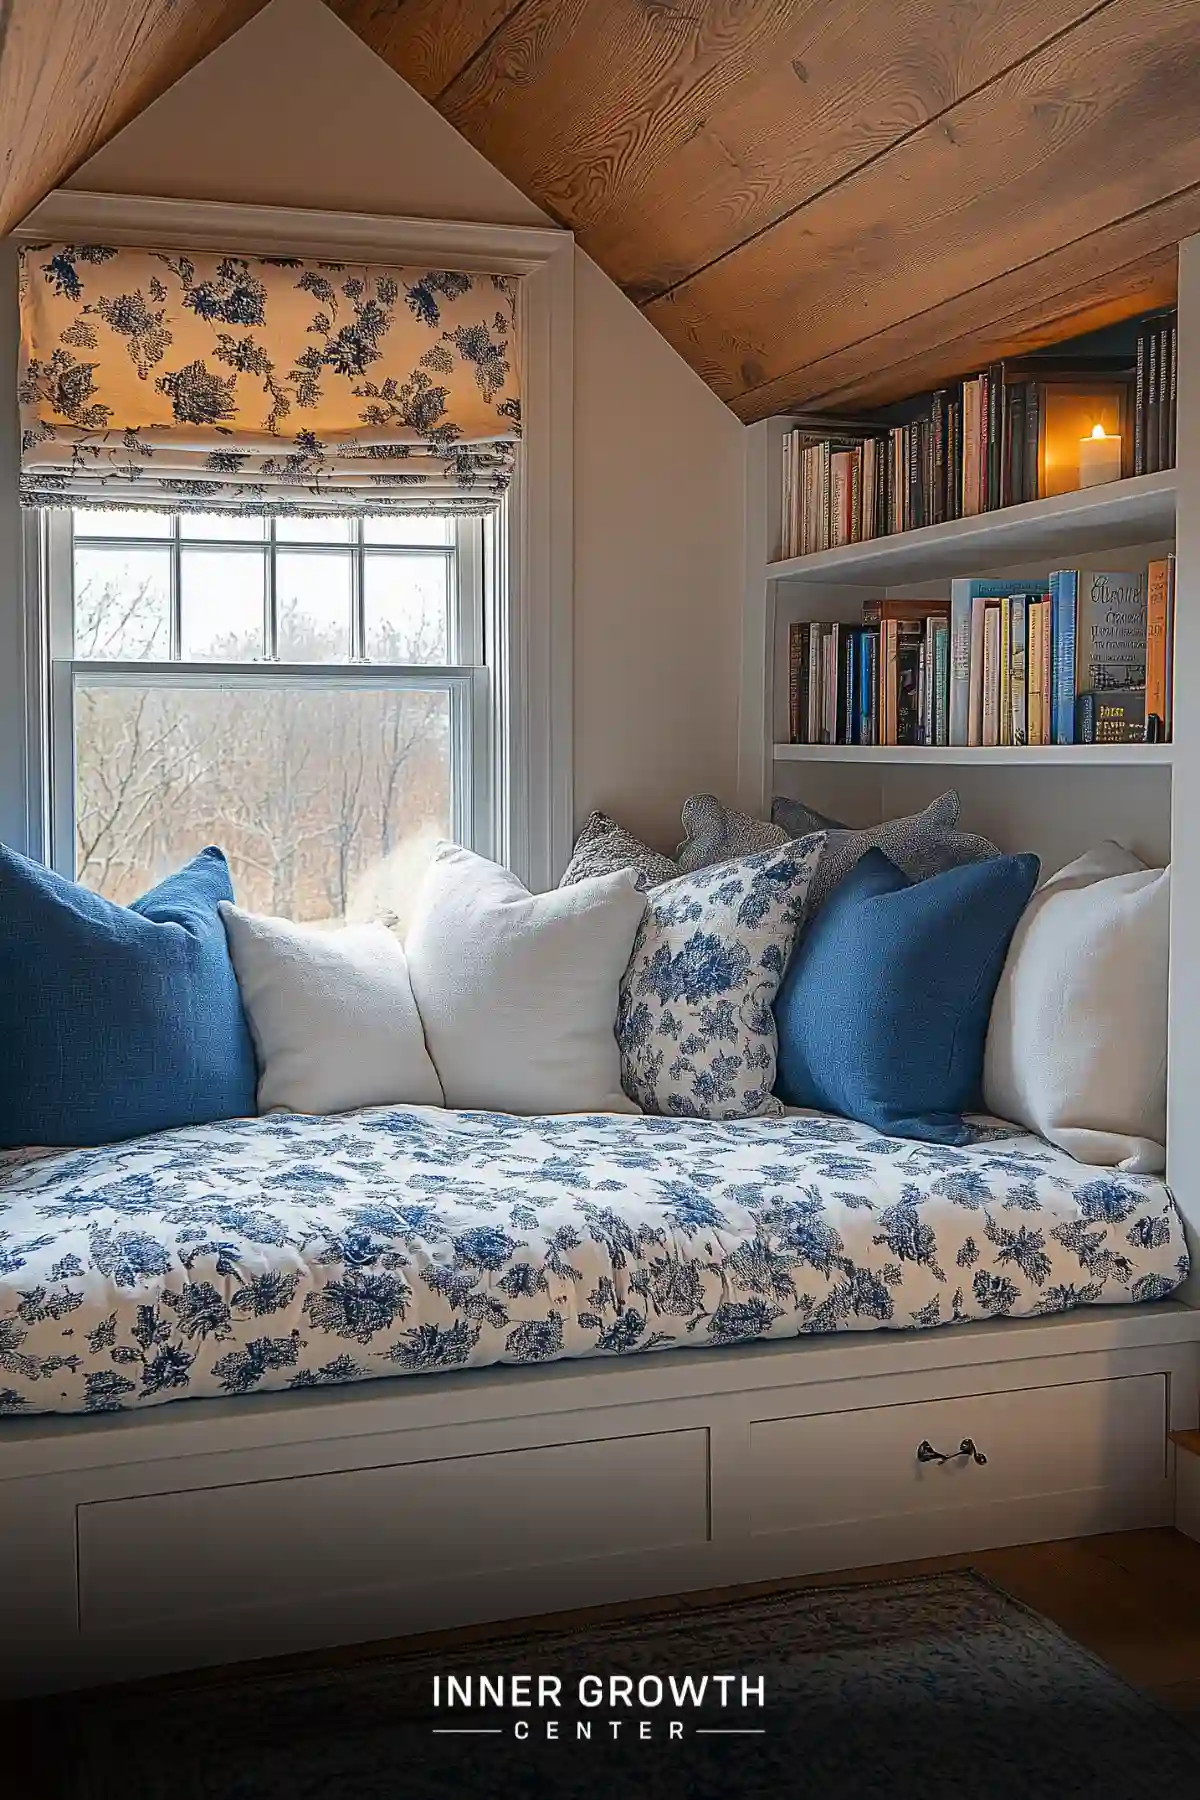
[916,1437,987,1466]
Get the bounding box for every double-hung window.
[45,506,493,922]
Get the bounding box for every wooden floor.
[129,1529,1200,1716]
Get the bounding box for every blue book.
[1050,569,1079,745]
[857,630,873,745]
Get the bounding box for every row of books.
[786,559,1176,749]
[779,312,1178,559]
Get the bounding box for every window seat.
[0,1105,1185,1420]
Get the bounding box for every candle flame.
[1090,423,1108,439]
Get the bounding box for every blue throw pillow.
[0,845,257,1148]
[774,847,1039,1144]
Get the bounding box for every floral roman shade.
[17,243,522,516]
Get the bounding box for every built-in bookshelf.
[739,250,1199,1294]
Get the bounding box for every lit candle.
[1078,423,1122,488]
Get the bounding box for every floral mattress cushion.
[0,1106,1186,1417]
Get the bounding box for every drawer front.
[78,1427,709,1632]
[750,1374,1166,1538]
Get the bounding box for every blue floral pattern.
[617,837,824,1118]
[0,1105,1184,1417]
[18,244,521,517]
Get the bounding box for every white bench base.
[4,1303,1199,1696]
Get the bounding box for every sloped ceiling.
[329,0,1199,418]
[0,0,271,235]
[4,0,1198,420]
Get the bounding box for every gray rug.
[43,1570,1200,1798]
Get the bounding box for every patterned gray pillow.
[771,790,999,917]
[559,811,679,890]
[675,793,788,875]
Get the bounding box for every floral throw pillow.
[617,835,825,1119]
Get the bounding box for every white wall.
[64,0,746,855]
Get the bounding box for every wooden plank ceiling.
[330,0,1200,419]
[0,0,271,237]
[2,1,1197,420]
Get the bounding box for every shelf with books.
[772,742,1174,767]
[779,563,1175,755]
[777,311,1177,564]
[766,469,1176,587]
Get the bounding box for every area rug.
[44,1570,1199,1799]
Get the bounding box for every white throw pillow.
[983,843,1169,1172]
[220,904,443,1115]
[405,844,646,1114]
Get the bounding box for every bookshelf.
[738,239,1199,1299]
[765,469,1176,587]
[773,741,1175,768]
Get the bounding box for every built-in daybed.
[2,1103,1199,1697]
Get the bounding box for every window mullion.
[352,518,365,661]
[169,516,182,660]
[265,517,278,659]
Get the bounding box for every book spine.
[982,606,1000,746]
[851,445,863,543]
[962,380,979,518]
[967,594,986,746]
[1040,597,1053,746]
[880,620,897,745]
[1051,569,1078,746]
[864,629,878,745]
[1146,329,1160,476]
[858,629,873,745]
[1166,553,1176,736]
[825,623,839,744]
[934,622,950,745]
[782,433,792,559]
[807,619,823,744]
[843,628,858,744]
[948,581,972,746]
[1134,330,1147,477]
[931,392,947,526]
[986,364,1003,512]
[1005,382,1025,508]
[1024,381,1040,503]
[1169,315,1179,468]
[1011,595,1027,747]
[1157,322,1171,474]
[1146,558,1170,740]
[1027,602,1043,747]
[947,396,961,521]
[788,621,806,743]
[1076,690,1096,745]
[998,596,1012,747]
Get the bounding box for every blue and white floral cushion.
[616,835,824,1119]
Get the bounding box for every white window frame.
[7,191,575,890]
[43,507,491,884]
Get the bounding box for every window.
[45,508,492,923]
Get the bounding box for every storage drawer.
[77,1427,709,1632]
[750,1374,1166,1538]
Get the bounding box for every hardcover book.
[1076,570,1148,693]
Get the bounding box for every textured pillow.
[220,905,443,1116]
[0,845,256,1148]
[775,847,1039,1144]
[771,790,998,917]
[617,835,825,1119]
[983,844,1168,1173]
[407,844,645,1114]
[559,810,679,890]
[675,793,788,875]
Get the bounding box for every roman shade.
[17,242,522,516]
